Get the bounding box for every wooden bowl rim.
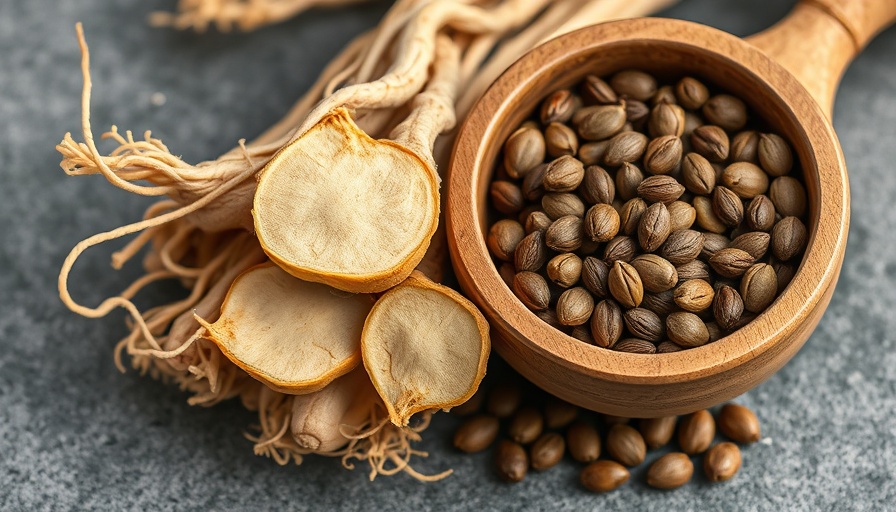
[446,18,848,384]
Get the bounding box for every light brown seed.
[581,460,630,493]
[713,285,744,330]
[642,290,678,316]
[524,211,552,234]
[741,263,778,313]
[530,432,565,470]
[701,232,731,259]
[674,279,715,312]
[490,181,524,214]
[667,200,697,232]
[580,165,615,204]
[676,259,711,282]
[758,133,793,176]
[675,76,709,110]
[644,135,683,175]
[610,70,657,101]
[453,414,500,453]
[691,125,729,162]
[578,141,609,166]
[639,416,678,449]
[542,192,585,219]
[487,219,524,262]
[504,126,546,178]
[631,254,678,293]
[582,75,618,105]
[722,162,769,198]
[661,229,705,266]
[513,271,550,311]
[718,403,761,443]
[746,195,776,231]
[614,338,657,354]
[591,299,624,348]
[709,248,755,278]
[647,453,694,489]
[581,257,610,297]
[666,312,710,347]
[606,424,647,467]
[557,287,595,326]
[704,442,742,482]
[604,131,649,166]
[624,307,665,342]
[544,398,580,429]
[609,261,644,308]
[637,175,685,203]
[507,406,544,445]
[678,409,715,455]
[585,203,621,242]
[544,155,586,192]
[681,152,716,195]
[769,176,807,218]
[712,186,745,227]
[638,202,672,252]
[604,235,638,263]
[702,94,748,131]
[545,122,579,158]
[616,162,645,201]
[730,130,760,163]
[514,231,547,272]
[546,215,584,252]
[771,216,808,261]
[547,253,583,288]
[730,231,770,260]
[578,104,627,141]
[540,89,577,125]
[567,420,601,462]
[649,102,686,137]
[620,197,648,236]
[693,195,728,234]
[495,440,529,482]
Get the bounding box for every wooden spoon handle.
[747,0,896,117]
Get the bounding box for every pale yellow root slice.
[253,107,439,294]
[290,365,377,452]
[199,263,374,394]
[361,271,490,427]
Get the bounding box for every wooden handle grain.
[747,0,896,117]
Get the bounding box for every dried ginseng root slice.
[200,263,374,394]
[253,107,440,294]
[361,272,490,427]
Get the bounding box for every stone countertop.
[2,0,895,510]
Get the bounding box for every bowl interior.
[449,19,846,392]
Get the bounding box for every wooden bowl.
[447,4,895,417]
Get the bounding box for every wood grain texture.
[446,1,895,417]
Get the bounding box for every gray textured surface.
[2,0,895,510]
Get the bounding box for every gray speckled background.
[2,0,895,510]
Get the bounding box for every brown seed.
[675,76,709,110]
[581,257,610,297]
[606,424,647,466]
[495,440,529,482]
[741,263,778,313]
[570,325,594,343]
[661,229,705,266]
[712,186,745,227]
[514,231,547,272]
[637,175,685,204]
[591,299,624,348]
[486,382,522,419]
[504,126,546,178]
[681,152,716,195]
[619,197,648,236]
[578,141,610,166]
[643,135,683,175]
[544,398,580,429]
[631,254,678,293]
[521,163,547,201]
[639,416,678,449]
[453,414,500,453]
[547,253,583,288]
[704,442,742,482]
[507,406,544,445]
[722,162,769,198]
[730,130,760,163]
[603,415,632,426]
[546,215,584,252]
[676,259,711,282]
[544,155,585,192]
[702,94,748,131]
[709,248,755,278]
[557,287,595,326]
[667,200,697,232]
[585,203,620,242]
[771,216,808,261]
[683,112,703,139]
[624,307,665,342]
[530,432,565,470]
[524,210,552,234]
[540,89,577,125]
[693,196,728,234]
[691,125,729,162]
[730,231,771,260]
[641,290,678,316]
[769,176,807,218]
[647,453,694,489]
[490,181,524,214]
[487,219,524,262]
[581,460,630,493]
[451,386,485,417]
[615,338,657,354]
[674,279,715,312]
[513,271,550,311]
[610,70,657,101]
[624,99,650,126]
[536,308,563,329]
[580,165,615,204]
[706,321,724,342]
[678,409,715,455]
[701,232,731,259]
[498,262,516,288]
[718,403,761,443]
[542,192,585,219]
[567,420,601,462]
[609,261,644,308]
[578,104,627,141]
[758,133,793,176]
[616,162,645,201]
[603,131,649,167]
[746,194,776,231]
[773,260,796,293]
[604,235,638,263]
[651,85,677,106]
[638,202,672,252]
[649,102,686,137]
[666,311,710,347]
[713,285,744,330]
[545,122,580,158]
[582,75,618,105]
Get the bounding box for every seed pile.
[487,70,809,352]
[453,379,761,490]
